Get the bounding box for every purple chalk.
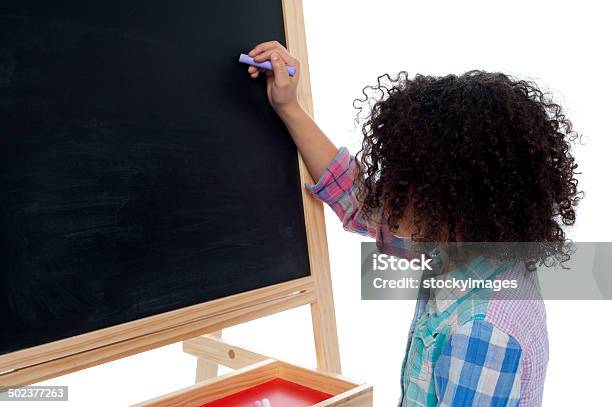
[239,53,296,77]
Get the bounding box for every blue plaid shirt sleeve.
[433,320,523,407]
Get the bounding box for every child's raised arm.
[246,41,381,241]
[246,41,338,182]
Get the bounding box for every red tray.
[201,377,333,407]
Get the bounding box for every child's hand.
[247,41,300,116]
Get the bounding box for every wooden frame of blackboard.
[0,0,340,389]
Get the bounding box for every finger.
[270,51,290,86]
[248,65,267,77]
[249,40,286,57]
[254,49,299,78]
[247,65,259,78]
[253,48,298,67]
[252,46,283,61]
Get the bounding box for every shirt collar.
[430,255,506,315]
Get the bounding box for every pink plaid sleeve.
[305,147,377,238]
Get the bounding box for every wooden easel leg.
[194,330,222,382]
[310,298,341,374]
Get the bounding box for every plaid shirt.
[307,147,548,406]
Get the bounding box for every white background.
[6,1,611,405]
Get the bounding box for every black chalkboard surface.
[0,1,310,355]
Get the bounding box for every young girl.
[245,41,580,407]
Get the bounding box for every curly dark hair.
[354,70,581,264]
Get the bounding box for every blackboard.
[0,0,310,355]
